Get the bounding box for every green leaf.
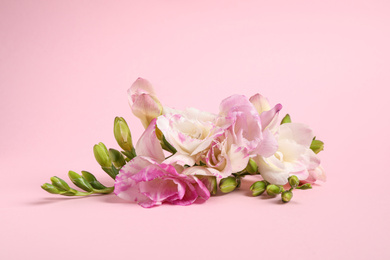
[162,135,177,154]
[281,114,291,124]
[310,139,324,154]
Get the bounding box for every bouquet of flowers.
[42,78,325,208]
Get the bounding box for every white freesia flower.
[255,123,325,185]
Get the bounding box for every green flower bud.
[109,148,126,168]
[93,142,112,168]
[281,191,293,203]
[310,139,324,154]
[195,175,217,195]
[50,176,70,191]
[266,184,283,197]
[281,114,291,124]
[114,117,133,152]
[219,176,238,193]
[250,181,267,196]
[81,171,107,190]
[245,158,258,174]
[41,183,62,194]
[288,175,300,189]
[297,183,312,190]
[68,171,94,192]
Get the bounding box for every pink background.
[1,0,389,259]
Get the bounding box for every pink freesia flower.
[128,78,163,128]
[114,119,210,208]
[218,94,281,158]
[254,123,326,185]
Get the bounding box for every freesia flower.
[128,78,163,128]
[254,123,326,185]
[217,94,281,158]
[114,119,210,208]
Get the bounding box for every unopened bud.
[50,176,70,191]
[68,171,94,192]
[81,171,107,190]
[109,148,126,168]
[245,158,258,174]
[219,176,238,193]
[250,181,267,196]
[288,175,300,189]
[266,184,283,197]
[41,183,62,194]
[281,191,293,203]
[93,142,112,168]
[114,117,133,152]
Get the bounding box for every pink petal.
[249,93,272,114]
[138,178,179,204]
[260,103,283,131]
[135,119,165,162]
[256,129,279,157]
[131,94,163,128]
[193,176,211,200]
[128,77,156,104]
[228,144,250,173]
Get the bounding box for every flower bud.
[250,181,267,196]
[219,176,238,193]
[41,183,62,194]
[93,142,112,168]
[114,117,134,152]
[288,175,300,189]
[109,148,126,168]
[281,191,293,203]
[245,158,258,174]
[50,176,70,191]
[266,184,283,197]
[297,183,312,190]
[281,114,291,124]
[68,171,94,192]
[81,171,107,190]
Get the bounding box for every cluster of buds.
[250,175,312,203]
[42,117,136,197]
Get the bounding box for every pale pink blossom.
[128,78,163,128]
[217,94,281,158]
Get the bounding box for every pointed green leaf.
[281,114,291,124]
[310,139,324,154]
